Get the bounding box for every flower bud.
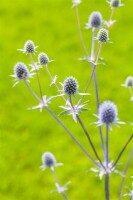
[38,52,49,65]
[125,76,133,87]
[88,11,102,28]
[98,28,108,43]
[24,40,35,54]
[42,152,56,168]
[111,0,120,7]
[63,77,78,96]
[98,101,117,125]
[14,62,29,79]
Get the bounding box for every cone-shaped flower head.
[107,0,124,8]
[111,0,121,7]
[24,40,36,54]
[63,77,78,96]
[95,101,123,128]
[123,76,133,88]
[98,28,108,43]
[42,152,56,168]
[38,52,49,65]
[14,62,29,79]
[86,11,102,29]
[11,62,34,87]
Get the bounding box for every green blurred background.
[0,0,133,199]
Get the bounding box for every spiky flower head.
[40,152,63,170]
[24,40,36,54]
[11,62,34,87]
[14,62,29,79]
[111,0,120,7]
[86,11,102,29]
[42,152,56,168]
[122,76,133,88]
[18,40,38,54]
[63,77,78,96]
[107,0,124,8]
[98,101,117,125]
[94,101,125,128]
[72,0,81,7]
[98,28,108,43]
[38,52,49,66]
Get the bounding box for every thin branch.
[51,169,69,200]
[119,148,133,200]
[75,6,88,57]
[112,135,133,169]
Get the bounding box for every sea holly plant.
[11,0,133,200]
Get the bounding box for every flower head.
[38,52,49,65]
[97,28,109,43]
[72,0,81,8]
[40,152,63,170]
[63,77,78,96]
[121,76,133,88]
[95,101,124,128]
[107,0,124,8]
[86,11,102,29]
[18,40,38,55]
[11,62,33,87]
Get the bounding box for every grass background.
[0,0,133,199]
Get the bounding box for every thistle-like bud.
[98,101,117,125]
[87,11,102,29]
[63,77,78,96]
[24,40,35,54]
[111,0,120,7]
[98,28,108,43]
[14,62,29,79]
[38,52,49,65]
[125,76,133,87]
[42,152,56,168]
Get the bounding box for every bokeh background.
[0,0,133,199]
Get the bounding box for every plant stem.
[129,87,133,100]
[75,6,88,57]
[109,8,114,22]
[51,168,69,200]
[24,79,41,102]
[112,134,133,169]
[105,125,109,200]
[105,174,110,200]
[77,65,96,107]
[119,148,133,200]
[105,125,109,168]
[30,53,44,100]
[76,114,105,169]
[91,31,105,159]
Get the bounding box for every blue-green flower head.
[38,52,49,65]
[98,28,108,43]
[63,77,78,96]
[14,62,29,80]
[86,11,102,29]
[42,152,56,168]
